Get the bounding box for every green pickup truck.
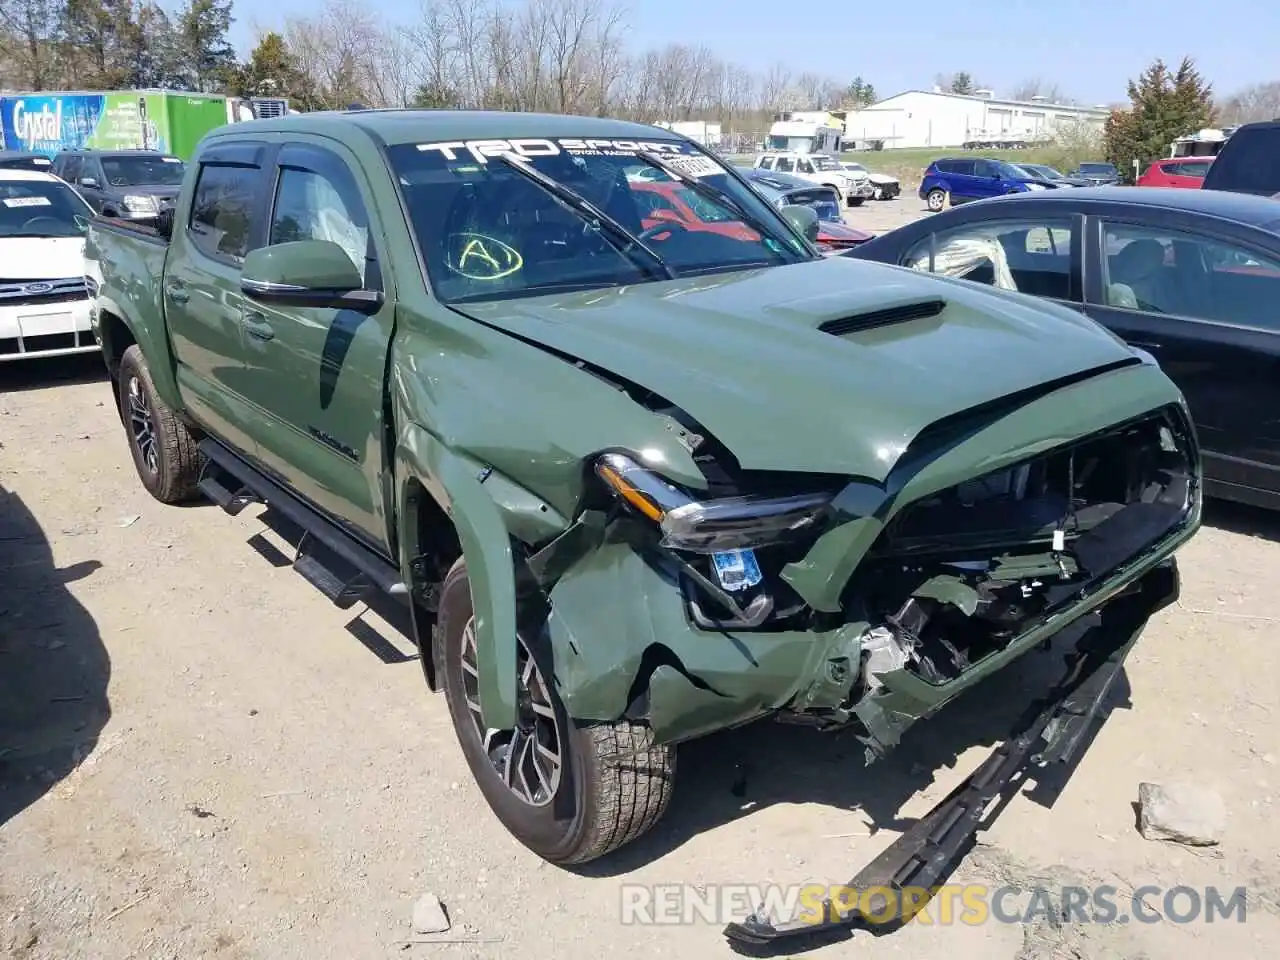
[85,109,1201,911]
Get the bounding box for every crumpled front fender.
[396,422,523,730]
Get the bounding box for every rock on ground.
[1137,781,1226,846]
[412,893,451,934]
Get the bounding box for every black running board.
[723,560,1178,952]
[198,439,408,607]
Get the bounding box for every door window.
[1101,222,1280,329]
[758,156,774,169]
[775,157,795,172]
[59,156,83,183]
[269,165,371,285]
[188,163,258,261]
[903,218,1076,299]
[797,158,814,174]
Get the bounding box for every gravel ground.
[2,259,1279,959]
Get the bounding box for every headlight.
[123,194,159,212]
[594,452,833,554]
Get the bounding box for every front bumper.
[0,297,96,361]
[848,180,876,200]
[723,558,1179,947]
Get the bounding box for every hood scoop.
[818,297,946,336]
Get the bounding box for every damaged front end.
[529,360,1201,751]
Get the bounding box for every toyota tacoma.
[85,110,1201,912]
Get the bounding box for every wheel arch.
[396,421,571,731]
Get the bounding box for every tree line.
[2,0,1276,156]
[1,0,881,134]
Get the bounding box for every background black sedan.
[843,186,1280,510]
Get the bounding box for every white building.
[653,120,722,146]
[842,90,1110,150]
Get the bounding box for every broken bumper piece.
[721,559,1179,951]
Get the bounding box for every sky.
[227,0,1279,107]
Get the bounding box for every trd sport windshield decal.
[414,137,723,176]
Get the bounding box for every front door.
[236,140,396,553]
[1084,216,1280,501]
[162,139,274,457]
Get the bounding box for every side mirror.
[780,203,820,243]
[240,240,381,312]
[155,206,174,240]
[79,177,99,188]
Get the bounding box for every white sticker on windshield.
[415,137,689,165]
[663,155,721,178]
[2,196,52,207]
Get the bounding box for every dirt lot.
[3,297,1279,958]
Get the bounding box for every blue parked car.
[919,157,1059,212]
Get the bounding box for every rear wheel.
[437,559,675,865]
[926,188,947,212]
[117,345,202,504]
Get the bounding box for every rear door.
[943,160,979,201]
[1083,214,1280,500]
[162,138,275,457]
[1167,159,1212,188]
[234,138,396,552]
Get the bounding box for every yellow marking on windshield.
[449,232,524,280]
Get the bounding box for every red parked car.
[631,181,873,253]
[1136,157,1213,188]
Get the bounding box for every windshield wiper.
[634,150,807,257]
[490,153,676,281]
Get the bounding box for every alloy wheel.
[459,618,563,807]
[127,375,159,475]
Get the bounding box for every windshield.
[993,161,1030,179]
[810,156,842,171]
[1030,165,1064,178]
[100,155,186,187]
[0,178,91,237]
[1079,163,1117,175]
[387,137,812,303]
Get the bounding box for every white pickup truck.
[752,152,874,206]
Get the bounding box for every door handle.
[241,308,274,341]
[164,281,189,304]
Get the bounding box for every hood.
[110,184,180,200]
[455,258,1140,480]
[817,221,874,243]
[867,172,899,184]
[0,236,87,280]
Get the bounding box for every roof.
[212,109,684,147]
[992,185,1280,226]
[0,168,59,182]
[862,89,1111,115]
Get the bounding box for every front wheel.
[926,188,947,212]
[437,559,675,865]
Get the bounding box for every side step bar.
[723,561,1178,952]
[198,439,408,607]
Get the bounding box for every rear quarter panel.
[86,220,180,409]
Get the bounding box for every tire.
[117,345,202,504]
[437,558,675,865]
[849,197,865,207]
[926,188,947,212]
